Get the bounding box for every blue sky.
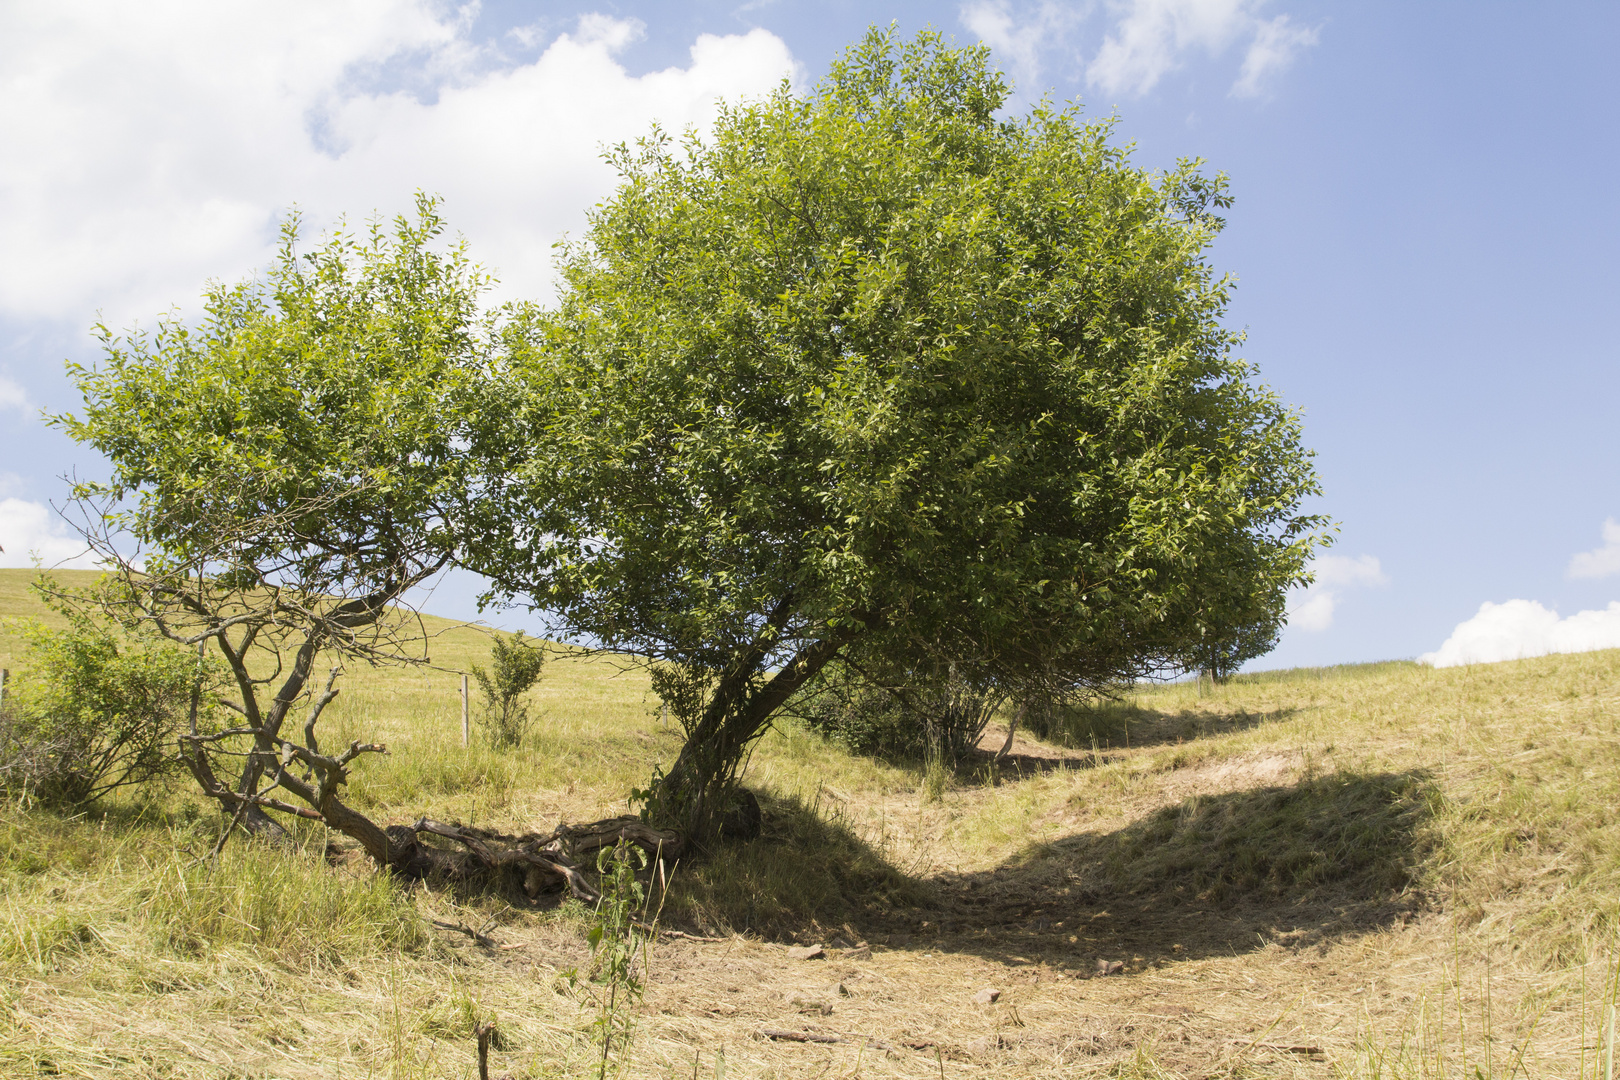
[2,2,1617,671]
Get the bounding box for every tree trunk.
[178,733,291,842]
[656,632,849,841]
[997,703,1022,761]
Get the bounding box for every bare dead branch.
[409,818,603,902]
[303,667,341,753]
[431,917,500,948]
[210,787,324,821]
[335,740,387,767]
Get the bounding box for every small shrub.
[791,665,911,757]
[791,661,999,763]
[918,672,1004,762]
[0,616,212,807]
[471,632,545,748]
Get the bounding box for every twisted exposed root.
[376,815,684,903]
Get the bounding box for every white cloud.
[959,0,1318,101]
[1084,0,1319,98]
[572,13,646,53]
[1089,0,1241,96]
[961,1,1081,92]
[1419,599,1620,668]
[0,5,798,326]
[1286,553,1387,633]
[321,23,797,308]
[0,375,29,412]
[0,498,97,569]
[1567,517,1620,580]
[1287,589,1337,633]
[1230,14,1318,97]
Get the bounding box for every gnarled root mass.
[379,815,683,902]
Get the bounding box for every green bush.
[791,662,999,763]
[471,631,545,748]
[0,617,207,807]
[791,665,909,757]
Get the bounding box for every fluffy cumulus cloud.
[1420,600,1620,668]
[0,498,97,569]
[960,0,1318,99]
[1286,553,1386,633]
[1567,518,1620,580]
[0,3,798,327]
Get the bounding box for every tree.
[52,196,488,854]
[462,29,1329,840]
[53,196,680,892]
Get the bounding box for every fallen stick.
[633,922,725,942]
[432,918,499,948]
[759,1029,842,1045]
[1227,1039,1324,1056]
[757,1029,897,1051]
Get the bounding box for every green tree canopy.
[464,29,1329,836]
[61,194,487,594]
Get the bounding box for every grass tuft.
[144,843,432,963]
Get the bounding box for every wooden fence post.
[0,668,8,707]
[461,673,470,747]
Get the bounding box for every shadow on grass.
[660,790,929,939]
[664,770,1436,971]
[1024,700,1300,754]
[930,703,1302,785]
[932,769,1437,969]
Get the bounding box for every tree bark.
[996,703,1022,761]
[657,630,851,841]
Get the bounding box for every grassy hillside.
[0,568,1616,1078]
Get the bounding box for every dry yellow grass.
[1,568,1617,1078]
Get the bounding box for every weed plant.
[572,840,648,1078]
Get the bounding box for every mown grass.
[2,568,1619,1077]
[1091,768,1437,904]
